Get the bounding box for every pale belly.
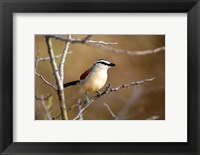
[81,71,107,93]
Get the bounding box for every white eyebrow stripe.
[96,60,111,64]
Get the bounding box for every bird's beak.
[110,63,116,67]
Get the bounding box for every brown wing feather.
[80,68,91,80]
[80,71,89,80]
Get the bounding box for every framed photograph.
[0,0,199,154]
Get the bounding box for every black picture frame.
[0,0,199,154]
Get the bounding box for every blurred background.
[35,35,165,120]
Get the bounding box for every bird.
[63,59,116,94]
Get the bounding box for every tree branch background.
[35,35,165,120]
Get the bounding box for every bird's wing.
[80,67,92,80]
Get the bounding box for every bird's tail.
[63,80,80,88]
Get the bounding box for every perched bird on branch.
[64,59,116,94]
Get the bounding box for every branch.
[35,95,52,120]
[40,95,52,120]
[89,77,155,105]
[45,36,68,120]
[81,35,92,42]
[35,52,72,66]
[87,43,165,56]
[35,72,57,90]
[73,101,91,120]
[35,54,64,71]
[47,35,118,45]
[36,54,62,63]
[35,95,48,100]
[59,35,71,82]
[103,103,117,120]
[47,35,164,56]
[87,40,118,45]
[69,77,155,116]
[77,99,83,120]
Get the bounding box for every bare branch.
[39,95,52,120]
[47,35,164,56]
[59,35,71,82]
[45,36,68,120]
[68,77,155,115]
[35,54,64,71]
[73,102,91,120]
[47,35,118,46]
[67,104,79,112]
[89,77,155,105]
[87,43,165,55]
[35,95,54,120]
[77,99,83,120]
[45,37,61,84]
[35,95,48,100]
[35,72,57,90]
[103,103,117,120]
[81,35,92,43]
[36,54,62,63]
[87,40,118,45]
[35,52,72,66]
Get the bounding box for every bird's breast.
[81,71,108,93]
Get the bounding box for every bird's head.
[94,59,116,70]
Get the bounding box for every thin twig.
[103,103,117,120]
[48,35,118,45]
[35,52,72,65]
[77,99,83,120]
[35,54,63,71]
[87,40,118,45]
[39,95,52,120]
[87,43,165,55]
[67,104,79,112]
[36,54,62,62]
[35,95,48,100]
[81,35,92,43]
[35,72,57,90]
[73,102,91,120]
